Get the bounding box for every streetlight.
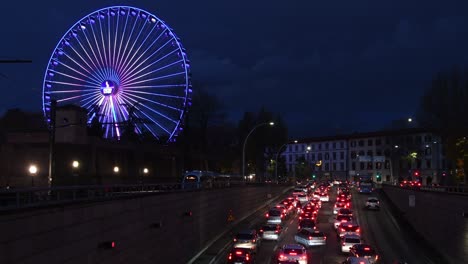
[143,168,149,174]
[274,140,297,182]
[113,166,119,173]
[242,122,275,180]
[408,118,413,122]
[72,160,79,169]
[29,164,38,187]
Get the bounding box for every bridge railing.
[382,183,468,195]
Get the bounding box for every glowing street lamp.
[242,122,275,179]
[143,168,149,174]
[408,118,413,122]
[29,164,38,187]
[113,166,120,173]
[72,160,80,169]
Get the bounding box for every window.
[351,141,357,147]
[368,139,373,146]
[302,145,305,152]
[311,144,315,150]
[311,154,315,160]
[376,149,382,156]
[358,140,364,147]
[318,144,322,150]
[332,152,336,160]
[325,143,329,149]
[340,142,344,148]
[295,145,298,152]
[385,160,390,169]
[340,152,344,159]
[376,162,382,169]
[375,139,382,146]
[360,162,365,170]
[325,153,329,160]
[333,142,336,149]
[289,155,292,162]
[288,145,292,152]
[425,148,432,155]
[351,151,357,159]
[333,163,337,171]
[325,163,329,171]
[352,162,356,170]
[416,136,422,143]
[318,153,322,160]
[426,159,431,169]
[358,150,365,156]
[416,159,422,169]
[425,135,432,142]
[341,162,345,171]
[406,136,413,144]
[385,138,390,144]
[367,162,373,170]
[367,150,373,156]
[384,149,391,157]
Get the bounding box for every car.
[296,185,309,193]
[334,215,353,229]
[337,222,361,238]
[275,204,292,217]
[310,197,322,208]
[319,193,329,202]
[227,248,256,264]
[334,201,348,214]
[233,230,261,252]
[297,193,309,204]
[341,234,362,253]
[259,224,283,241]
[298,211,315,221]
[292,189,305,196]
[365,197,380,210]
[337,208,353,217]
[298,218,316,230]
[266,208,284,224]
[294,229,327,247]
[349,244,380,263]
[342,257,373,264]
[277,244,308,264]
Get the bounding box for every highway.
[210,184,445,264]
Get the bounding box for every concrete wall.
[382,185,468,263]
[0,185,289,264]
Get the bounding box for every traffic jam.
[226,181,381,264]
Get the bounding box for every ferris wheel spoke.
[56,91,100,103]
[47,80,104,89]
[122,92,181,118]
[118,25,166,80]
[52,58,102,84]
[117,17,150,78]
[121,57,182,86]
[119,37,172,82]
[115,12,141,77]
[97,15,112,78]
[81,94,104,109]
[49,88,98,94]
[122,71,186,87]
[61,50,104,82]
[118,96,160,139]
[68,38,107,81]
[48,69,101,87]
[87,20,109,78]
[74,30,108,80]
[119,23,158,79]
[123,89,185,99]
[111,10,120,71]
[124,84,186,89]
[114,10,132,77]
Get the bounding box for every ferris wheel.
[43,6,192,142]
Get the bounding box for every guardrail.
[383,183,468,195]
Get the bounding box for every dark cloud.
[1,0,468,137]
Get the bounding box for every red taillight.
[299,216,302,220]
[364,247,370,250]
[245,254,250,261]
[356,228,360,232]
[265,213,269,218]
[342,242,346,246]
[290,252,297,255]
[252,239,256,243]
[275,230,279,234]
[233,238,237,242]
[228,253,232,260]
[341,228,345,232]
[259,229,263,233]
[301,255,307,260]
[376,255,379,260]
[278,254,286,260]
[308,236,313,239]
[235,251,243,255]
[111,241,115,248]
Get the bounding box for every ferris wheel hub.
[100,80,118,96]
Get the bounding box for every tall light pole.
[275,140,298,183]
[242,122,274,180]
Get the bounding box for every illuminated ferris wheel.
[43,6,192,142]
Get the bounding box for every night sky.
[1,0,468,137]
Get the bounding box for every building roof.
[295,127,434,143]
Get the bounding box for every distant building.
[282,128,446,185]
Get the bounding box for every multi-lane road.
[207,184,444,264]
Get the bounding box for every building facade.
[282,128,446,185]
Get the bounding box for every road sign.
[409,195,415,207]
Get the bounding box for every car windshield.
[310,232,324,237]
[235,233,254,240]
[341,225,359,231]
[345,238,361,243]
[368,199,378,203]
[262,225,277,231]
[269,210,281,216]
[337,215,352,221]
[284,248,304,254]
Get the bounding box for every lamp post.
[275,140,298,183]
[29,164,38,187]
[242,122,274,180]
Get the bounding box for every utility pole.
[48,100,57,188]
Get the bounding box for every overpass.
[1,183,467,264]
